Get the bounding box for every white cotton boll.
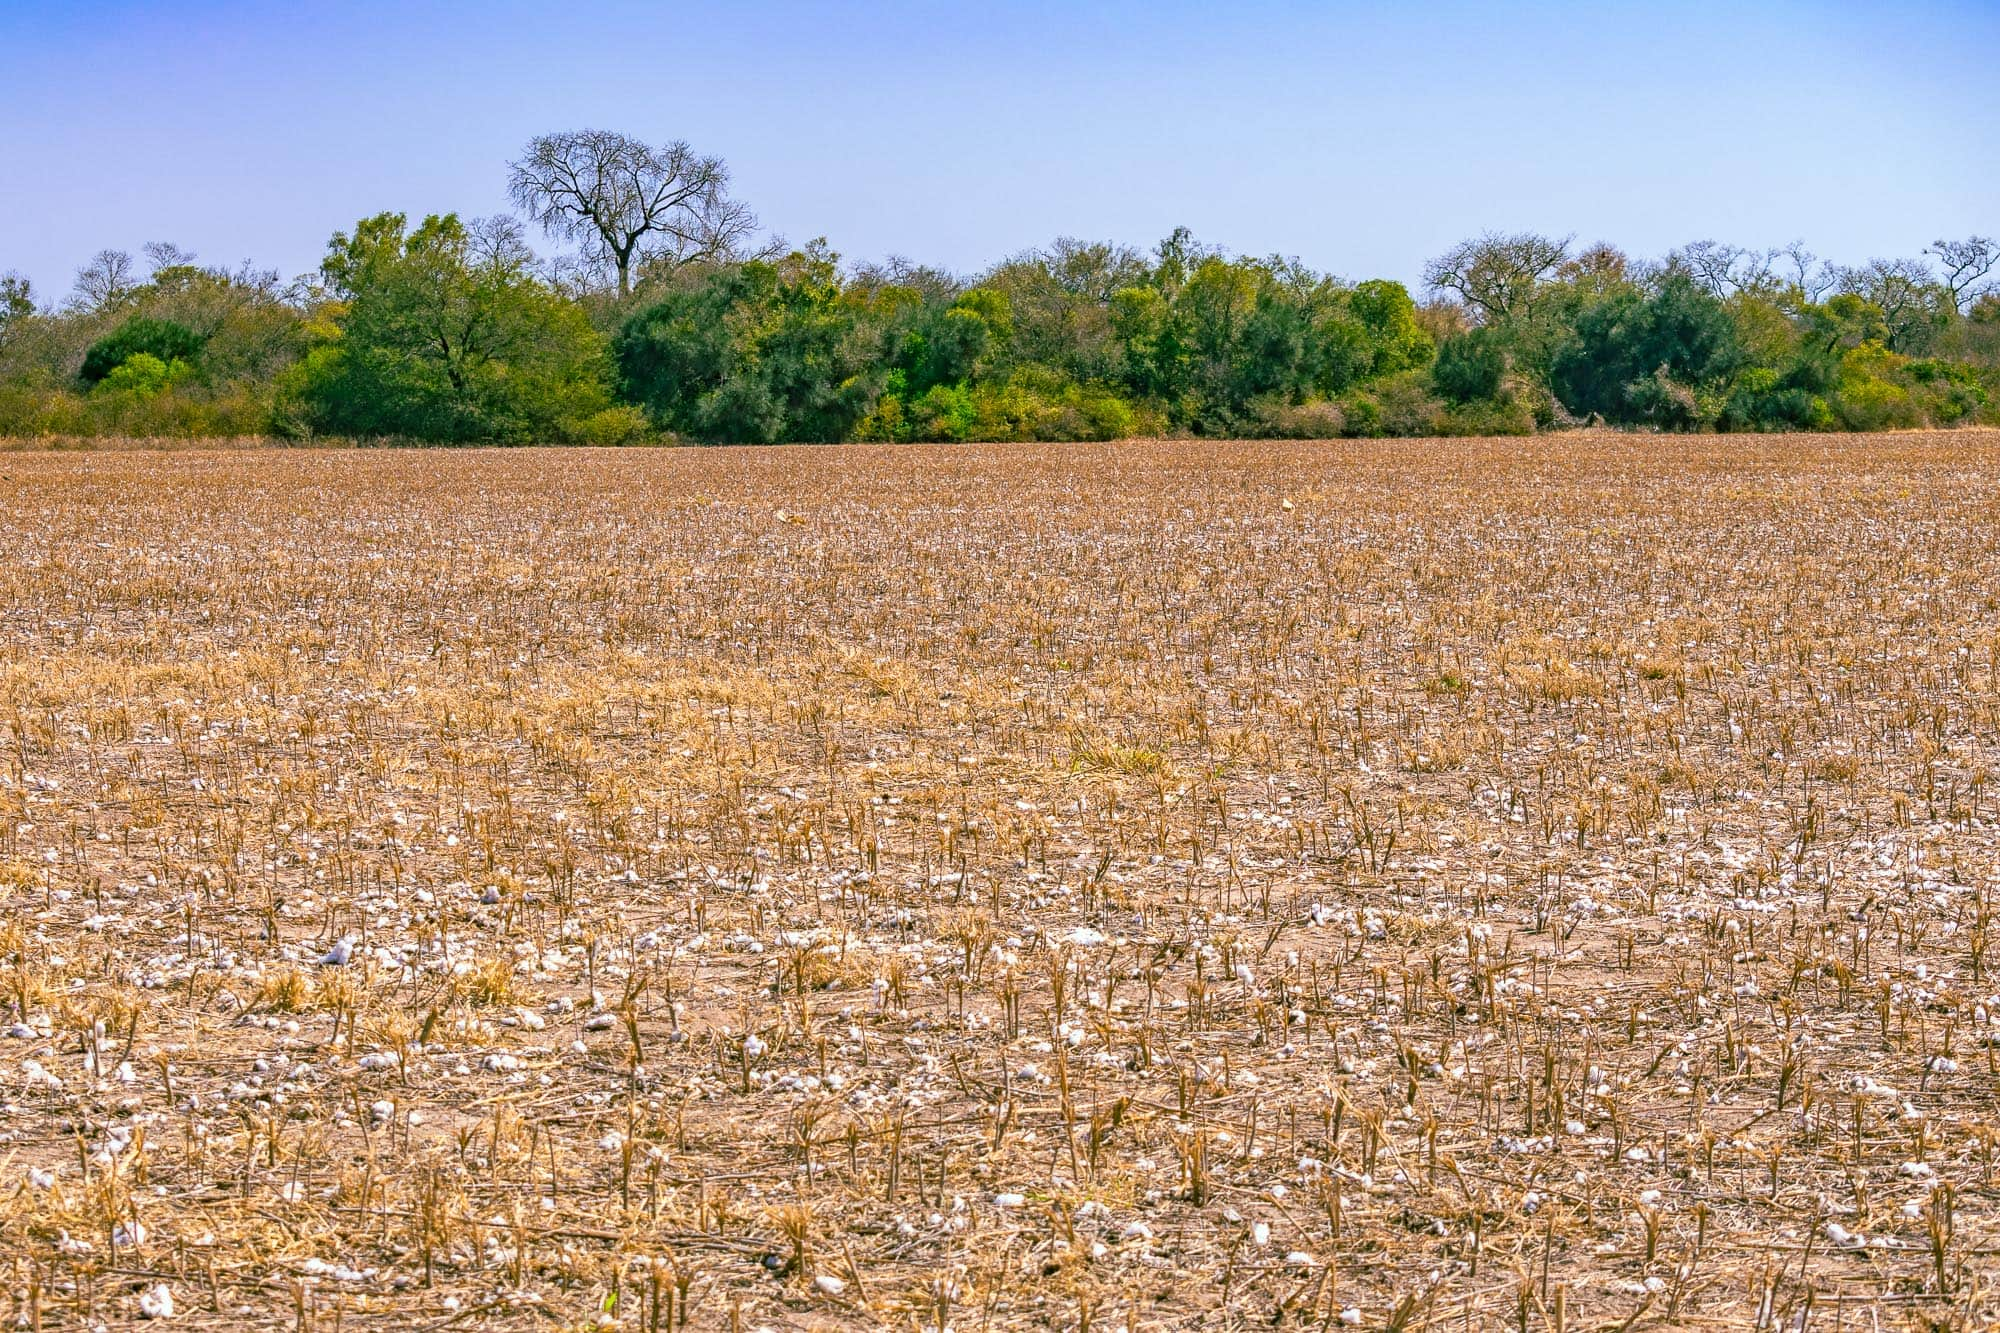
[1251,1221,1270,1247]
[742,1034,767,1059]
[27,1167,55,1190]
[320,938,354,967]
[1284,1251,1316,1266]
[814,1274,846,1296]
[1119,1221,1153,1242]
[1233,963,1255,988]
[993,1192,1026,1207]
[1340,1310,1362,1326]
[113,1220,147,1247]
[598,1131,625,1153]
[139,1284,175,1319]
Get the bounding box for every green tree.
[1552,272,1744,428]
[0,273,32,347]
[1431,327,1507,404]
[615,245,879,443]
[981,238,1146,384]
[288,212,621,442]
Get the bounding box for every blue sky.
[3,0,1995,300]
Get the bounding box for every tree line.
[2,130,1995,444]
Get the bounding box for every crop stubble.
[2,432,1999,1328]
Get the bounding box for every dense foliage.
[277,213,637,444]
[2,151,1993,442]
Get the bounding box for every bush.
[1246,396,1344,438]
[564,405,653,446]
[1339,370,1443,436]
[858,373,1146,444]
[1906,358,1987,425]
[79,318,204,386]
[94,352,191,398]
[1437,395,1535,436]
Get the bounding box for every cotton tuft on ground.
[3,432,2000,1329]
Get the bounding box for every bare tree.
[1837,257,1947,353]
[847,255,964,303]
[1664,240,1774,298]
[508,130,760,297]
[1422,231,1571,323]
[1773,241,1839,304]
[1556,242,1632,300]
[1926,236,1997,314]
[467,214,535,274]
[143,241,197,276]
[70,248,137,311]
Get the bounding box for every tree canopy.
[1,130,1994,442]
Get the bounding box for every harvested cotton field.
[3,432,2000,1329]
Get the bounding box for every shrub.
[562,404,653,446]
[1905,358,1987,425]
[79,318,204,386]
[1340,370,1443,436]
[1437,395,1535,436]
[1246,396,1344,438]
[94,352,190,398]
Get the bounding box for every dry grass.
[1,431,1999,1329]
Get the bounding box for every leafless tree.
[1773,241,1839,304]
[1421,231,1571,323]
[467,214,535,274]
[1837,257,1947,352]
[1926,236,1997,314]
[70,248,137,312]
[1664,240,1774,298]
[143,241,197,276]
[847,255,964,303]
[1556,242,1632,301]
[508,130,761,297]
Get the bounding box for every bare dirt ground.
[3,432,2000,1330]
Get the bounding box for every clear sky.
[3,0,1996,301]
